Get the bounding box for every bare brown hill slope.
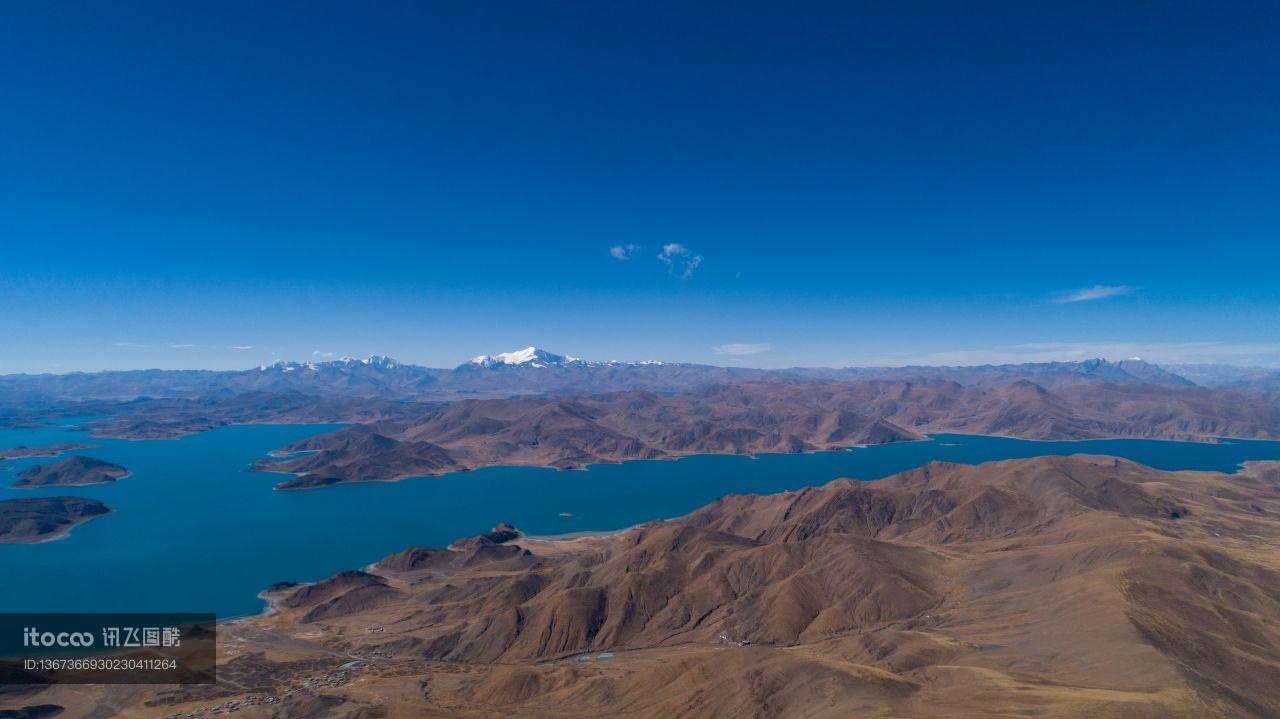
[256,380,1280,489]
[22,455,1280,718]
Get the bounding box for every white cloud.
[231,345,253,350]
[114,342,147,348]
[713,343,774,356]
[842,341,1280,368]
[312,350,335,358]
[609,244,638,260]
[1052,285,1138,303]
[168,343,196,349]
[658,243,703,279]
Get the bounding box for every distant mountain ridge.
[0,347,1224,405]
[1164,363,1280,392]
[789,357,1196,388]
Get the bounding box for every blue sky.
[2,1,1278,373]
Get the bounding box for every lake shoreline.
[5,423,1280,618]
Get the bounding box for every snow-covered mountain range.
[1,346,1270,404]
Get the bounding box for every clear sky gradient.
[2,1,1277,373]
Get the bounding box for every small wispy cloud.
[312,350,335,358]
[658,243,703,279]
[609,244,639,260]
[230,345,253,351]
[168,343,196,349]
[713,343,773,356]
[1052,285,1138,303]
[114,342,148,348]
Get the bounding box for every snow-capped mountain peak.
[337,355,400,369]
[259,355,401,373]
[259,360,318,373]
[467,347,583,369]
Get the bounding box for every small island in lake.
[0,443,94,460]
[12,456,131,488]
[0,496,110,543]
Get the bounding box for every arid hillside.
[256,380,1280,489]
[16,455,1280,718]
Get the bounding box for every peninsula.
[254,379,1280,489]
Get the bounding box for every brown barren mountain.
[20,455,1280,717]
[256,380,1280,489]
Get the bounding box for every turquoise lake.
[3,421,1280,619]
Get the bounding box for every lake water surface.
[3,422,1280,618]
